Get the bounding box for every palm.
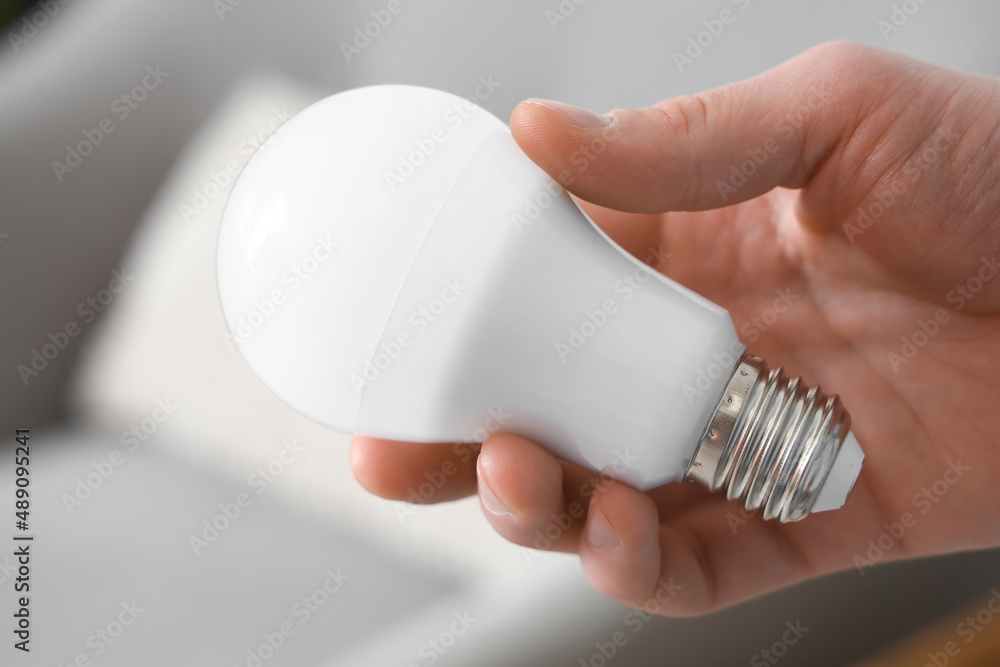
[582,185,1000,589]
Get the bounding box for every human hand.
[351,42,1000,615]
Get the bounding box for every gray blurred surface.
[1,429,997,666]
[5,429,459,666]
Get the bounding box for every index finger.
[349,436,480,503]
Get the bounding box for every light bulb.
[217,85,864,522]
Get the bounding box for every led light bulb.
[217,85,863,522]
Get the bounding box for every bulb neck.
[685,352,851,522]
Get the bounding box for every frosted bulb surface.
[218,85,863,512]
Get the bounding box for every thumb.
[510,42,925,218]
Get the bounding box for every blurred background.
[1,0,999,665]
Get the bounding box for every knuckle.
[648,93,711,140]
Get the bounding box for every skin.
[351,42,1000,616]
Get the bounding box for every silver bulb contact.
[685,352,857,522]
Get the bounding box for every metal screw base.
[685,352,851,522]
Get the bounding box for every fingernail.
[526,99,614,130]
[587,504,621,551]
[477,461,511,517]
[479,482,511,517]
